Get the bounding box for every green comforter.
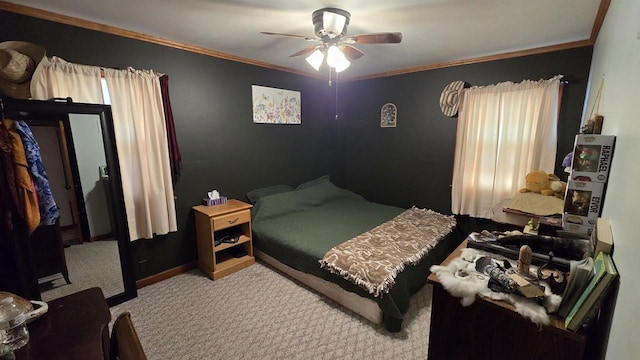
[251,181,458,332]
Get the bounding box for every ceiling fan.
[261,7,403,73]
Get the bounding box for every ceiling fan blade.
[260,32,318,41]
[289,45,321,58]
[346,32,403,44]
[341,45,364,61]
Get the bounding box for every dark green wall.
[333,47,593,214]
[1,10,593,280]
[1,11,336,278]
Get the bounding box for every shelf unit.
[192,199,254,280]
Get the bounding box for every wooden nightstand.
[193,199,255,280]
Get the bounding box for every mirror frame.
[1,97,137,306]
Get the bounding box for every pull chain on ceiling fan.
[261,7,403,73]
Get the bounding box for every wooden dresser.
[427,240,614,360]
[15,287,111,360]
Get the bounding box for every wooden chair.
[110,312,147,360]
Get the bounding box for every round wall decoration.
[439,80,465,117]
[380,103,397,127]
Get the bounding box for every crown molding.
[0,1,609,82]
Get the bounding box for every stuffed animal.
[547,174,567,199]
[519,170,562,197]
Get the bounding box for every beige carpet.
[39,240,124,302]
[110,262,433,359]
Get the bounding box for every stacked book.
[563,251,618,331]
[557,257,594,319]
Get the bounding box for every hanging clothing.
[0,122,18,232]
[0,159,13,235]
[3,120,40,234]
[14,120,59,226]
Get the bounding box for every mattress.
[250,179,459,331]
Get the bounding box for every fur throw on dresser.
[430,247,561,326]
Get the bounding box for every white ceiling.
[6,0,604,79]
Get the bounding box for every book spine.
[566,253,617,331]
[564,253,606,329]
[580,255,618,329]
[575,277,615,330]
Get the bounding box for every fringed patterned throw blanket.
[319,207,456,297]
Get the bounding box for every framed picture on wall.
[252,85,301,124]
[381,103,397,128]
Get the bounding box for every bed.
[248,176,462,332]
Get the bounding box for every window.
[451,76,563,218]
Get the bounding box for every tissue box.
[203,196,227,206]
[570,134,615,182]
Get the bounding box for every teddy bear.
[547,174,567,199]
[519,170,566,199]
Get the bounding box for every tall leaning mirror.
[0,98,137,306]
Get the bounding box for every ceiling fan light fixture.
[326,45,350,72]
[305,49,325,71]
[334,58,350,73]
[265,7,400,75]
[323,11,347,38]
[313,8,350,38]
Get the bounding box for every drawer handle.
[227,217,239,225]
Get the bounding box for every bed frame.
[248,179,461,329]
[254,248,383,324]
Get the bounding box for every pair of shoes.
[221,235,240,244]
[228,247,248,258]
[214,234,240,246]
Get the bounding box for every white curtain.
[103,68,176,240]
[31,56,103,103]
[31,58,177,240]
[451,75,562,218]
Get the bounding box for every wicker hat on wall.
[439,80,465,117]
[0,41,46,99]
